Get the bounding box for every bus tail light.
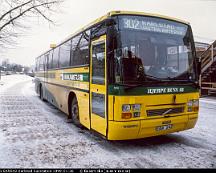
[122,113,132,119]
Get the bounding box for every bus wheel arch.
[68,92,81,126]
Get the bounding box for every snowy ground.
[0,75,215,168]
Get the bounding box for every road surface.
[0,75,215,168]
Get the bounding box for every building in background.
[195,42,210,57]
[198,39,216,95]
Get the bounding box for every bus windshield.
[114,15,196,85]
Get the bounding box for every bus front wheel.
[71,97,81,126]
[39,85,43,100]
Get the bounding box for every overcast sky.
[1,0,216,66]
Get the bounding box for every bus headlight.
[122,104,142,119]
[187,99,199,112]
[187,100,193,107]
[193,100,199,107]
[132,104,141,112]
[122,104,131,112]
[193,99,199,112]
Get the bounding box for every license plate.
[155,124,173,131]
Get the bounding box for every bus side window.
[59,40,72,68]
[52,47,60,69]
[39,56,44,71]
[71,34,82,66]
[48,50,53,69]
[44,53,49,71]
[71,31,90,66]
[37,57,40,71]
[91,23,106,38]
[35,58,39,71]
[79,30,90,65]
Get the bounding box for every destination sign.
[147,87,185,94]
[121,17,187,36]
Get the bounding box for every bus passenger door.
[90,35,107,136]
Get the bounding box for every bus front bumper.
[107,113,198,140]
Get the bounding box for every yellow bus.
[35,11,200,140]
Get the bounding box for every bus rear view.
[106,12,200,140]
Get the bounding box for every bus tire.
[39,85,44,101]
[71,97,81,126]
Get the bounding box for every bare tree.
[0,0,63,49]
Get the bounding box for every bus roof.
[36,11,190,60]
[109,11,189,24]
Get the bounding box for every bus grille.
[146,107,184,117]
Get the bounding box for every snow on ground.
[0,75,216,168]
[0,74,32,93]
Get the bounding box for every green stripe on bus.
[108,85,198,95]
[61,73,89,82]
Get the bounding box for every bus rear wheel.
[71,97,81,126]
